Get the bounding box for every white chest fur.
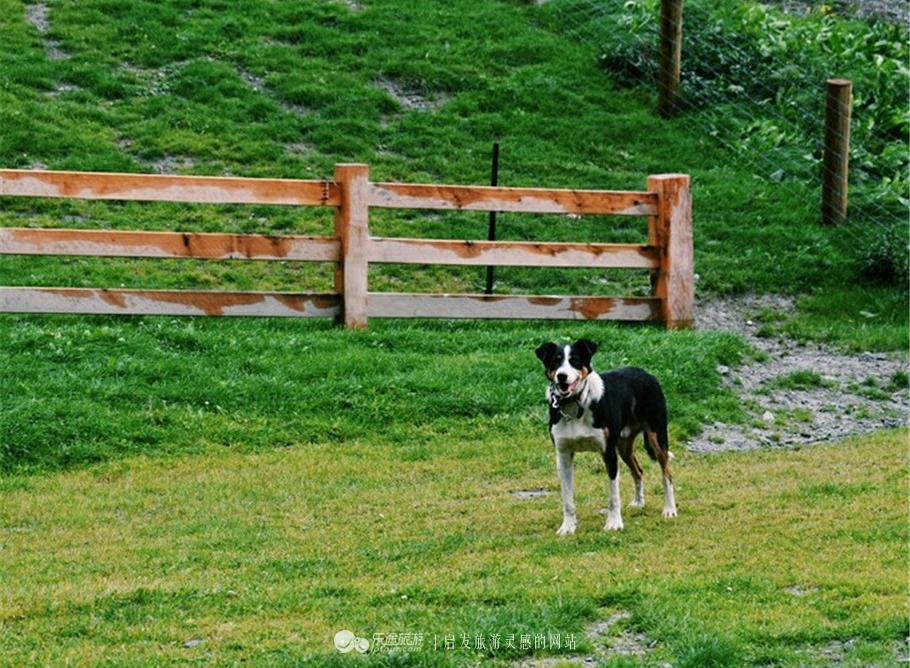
[550,406,606,454]
[548,372,606,454]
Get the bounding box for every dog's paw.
[603,514,624,531]
[662,506,678,519]
[628,498,646,509]
[556,522,577,536]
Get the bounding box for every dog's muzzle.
[553,373,580,396]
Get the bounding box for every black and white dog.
[535,339,677,534]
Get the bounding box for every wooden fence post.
[647,174,693,328]
[657,0,684,119]
[334,163,371,328]
[821,78,852,226]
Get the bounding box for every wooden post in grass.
[334,163,370,328]
[821,78,852,226]
[648,173,693,328]
[657,0,684,119]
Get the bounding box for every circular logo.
[334,630,370,653]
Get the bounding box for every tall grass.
[0,315,748,474]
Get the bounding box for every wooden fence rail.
[0,164,693,328]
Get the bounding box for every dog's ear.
[574,339,598,359]
[535,342,558,363]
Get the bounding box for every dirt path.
[686,295,908,452]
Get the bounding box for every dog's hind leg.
[617,435,645,508]
[646,429,677,519]
[555,447,578,536]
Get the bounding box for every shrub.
[860,220,910,288]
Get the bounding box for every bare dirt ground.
[686,295,908,452]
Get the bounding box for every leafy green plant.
[859,219,910,288]
[597,0,909,207]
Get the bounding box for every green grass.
[750,286,909,352]
[0,430,906,666]
[0,0,907,352]
[0,1,908,665]
[0,316,749,475]
[766,370,835,391]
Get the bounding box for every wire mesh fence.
[540,0,909,284]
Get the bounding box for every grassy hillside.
[0,0,906,335]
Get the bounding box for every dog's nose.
[556,372,568,383]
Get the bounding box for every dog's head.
[535,339,598,398]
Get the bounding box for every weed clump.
[859,221,909,288]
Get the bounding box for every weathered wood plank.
[368,237,657,269]
[369,182,658,216]
[648,174,694,329]
[368,292,661,321]
[0,170,340,206]
[0,287,340,317]
[0,227,340,261]
[333,164,370,328]
[0,166,694,328]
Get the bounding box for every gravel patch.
[772,0,909,26]
[686,295,908,452]
[24,2,70,61]
[512,611,660,668]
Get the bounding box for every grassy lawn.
[0,317,750,473]
[0,0,908,665]
[0,315,906,666]
[0,430,906,666]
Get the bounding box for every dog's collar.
[549,386,585,420]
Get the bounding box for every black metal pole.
[485,142,500,295]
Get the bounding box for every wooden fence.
[0,164,693,328]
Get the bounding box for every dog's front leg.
[555,447,577,536]
[603,443,624,531]
[662,475,677,518]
